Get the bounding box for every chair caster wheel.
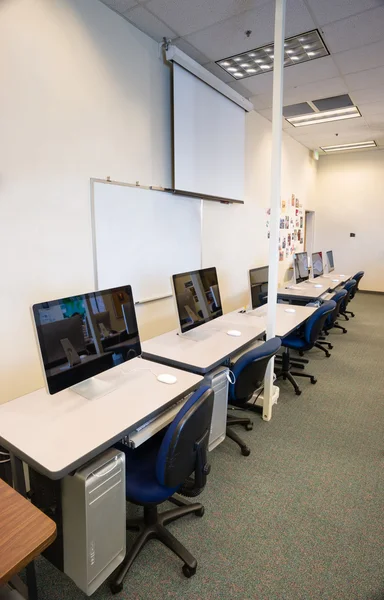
[329,345,334,350]
[342,330,347,334]
[295,390,302,396]
[195,506,205,517]
[182,564,196,578]
[241,446,251,456]
[245,423,253,431]
[326,352,331,358]
[311,378,317,384]
[110,581,123,595]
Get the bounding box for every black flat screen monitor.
[294,252,309,283]
[172,267,223,334]
[249,266,268,309]
[312,252,323,278]
[32,285,141,394]
[327,250,334,272]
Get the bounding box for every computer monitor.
[312,252,323,278]
[32,285,141,396]
[249,266,268,309]
[294,252,309,283]
[172,267,223,334]
[327,250,334,272]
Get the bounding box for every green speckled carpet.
[33,292,384,599]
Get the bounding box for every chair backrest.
[156,386,214,490]
[304,300,336,344]
[352,271,365,290]
[229,337,282,405]
[342,279,357,307]
[326,290,347,327]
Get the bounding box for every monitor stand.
[70,376,118,401]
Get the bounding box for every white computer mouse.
[157,373,177,384]
[314,284,323,288]
[227,329,242,337]
[332,279,339,282]
[284,308,296,313]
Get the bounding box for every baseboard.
[359,290,384,295]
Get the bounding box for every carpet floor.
[33,292,384,600]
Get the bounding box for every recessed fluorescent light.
[286,106,361,127]
[234,72,244,77]
[260,64,271,70]
[246,68,257,73]
[320,140,377,152]
[291,56,299,60]
[216,29,329,79]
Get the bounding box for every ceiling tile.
[361,113,384,128]
[172,39,210,64]
[249,94,272,110]
[227,80,254,98]
[359,101,384,116]
[350,88,384,104]
[321,6,384,54]
[283,77,348,105]
[304,0,383,27]
[344,66,384,91]
[238,71,273,95]
[183,0,314,62]
[333,40,384,75]
[142,0,271,38]
[101,0,138,12]
[123,4,177,42]
[283,56,339,88]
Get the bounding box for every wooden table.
[0,478,56,593]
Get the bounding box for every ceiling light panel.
[320,141,377,153]
[286,106,361,127]
[216,29,329,79]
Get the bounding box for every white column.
[263,0,286,421]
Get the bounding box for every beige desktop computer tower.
[204,366,229,451]
[62,448,126,596]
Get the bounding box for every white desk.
[0,358,203,479]
[320,273,352,288]
[277,283,327,302]
[244,304,317,338]
[141,315,266,375]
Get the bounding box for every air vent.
[283,102,314,118]
[312,94,354,112]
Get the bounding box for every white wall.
[0,0,317,404]
[314,149,384,292]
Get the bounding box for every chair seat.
[116,438,180,505]
[281,334,308,350]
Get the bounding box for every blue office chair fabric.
[226,338,281,456]
[277,300,336,395]
[340,279,357,320]
[345,272,364,317]
[110,385,214,594]
[323,289,348,339]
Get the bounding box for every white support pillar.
[262,0,286,421]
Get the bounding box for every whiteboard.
[173,63,245,201]
[92,180,202,302]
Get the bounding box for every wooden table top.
[0,478,56,584]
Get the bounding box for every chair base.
[276,349,317,396]
[333,322,348,334]
[314,342,331,357]
[110,497,203,594]
[226,413,252,456]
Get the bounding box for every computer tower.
[203,366,229,451]
[62,449,126,596]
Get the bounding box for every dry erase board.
[91,180,202,303]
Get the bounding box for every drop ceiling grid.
[100,0,384,149]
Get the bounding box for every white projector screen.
[173,63,245,201]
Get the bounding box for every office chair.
[344,271,364,318]
[226,338,281,456]
[276,301,336,395]
[110,386,214,594]
[317,290,348,349]
[339,279,357,320]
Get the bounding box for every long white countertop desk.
[242,304,317,338]
[141,313,266,374]
[0,358,203,479]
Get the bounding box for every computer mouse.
[157,373,177,385]
[284,308,296,313]
[314,284,323,288]
[227,330,242,337]
[332,279,339,282]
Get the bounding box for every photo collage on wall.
[266,194,304,262]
